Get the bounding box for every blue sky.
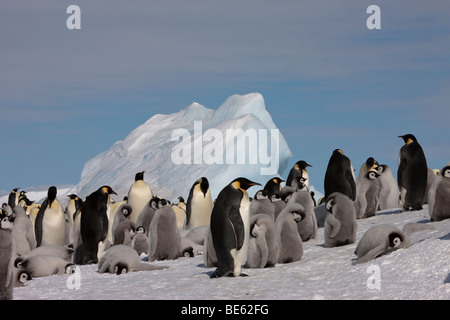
[1,1,449,194]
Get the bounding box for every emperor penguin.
[18,191,34,210]
[352,223,434,265]
[275,202,305,264]
[397,134,428,211]
[79,186,117,264]
[354,171,381,219]
[15,255,76,279]
[209,177,261,278]
[271,194,286,221]
[423,167,439,204]
[203,225,217,268]
[287,188,317,241]
[34,186,66,247]
[131,226,149,256]
[111,204,133,245]
[10,205,36,256]
[286,160,312,190]
[7,188,19,209]
[148,204,181,261]
[127,171,153,224]
[0,211,15,300]
[171,197,187,230]
[324,149,357,201]
[263,177,285,200]
[323,192,357,248]
[428,165,450,221]
[98,245,168,275]
[249,190,275,219]
[186,177,213,230]
[377,164,400,210]
[245,214,278,268]
[65,194,83,247]
[136,197,159,236]
[357,157,379,182]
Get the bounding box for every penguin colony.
[0,133,448,298]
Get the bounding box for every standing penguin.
[7,188,19,209]
[79,186,117,264]
[263,177,285,200]
[287,188,317,241]
[397,134,428,212]
[186,177,213,230]
[172,197,187,230]
[324,192,357,248]
[136,197,159,236]
[286,160,312,190]
[324,149,357,201]
[35,186,66,247]
[65,194,83,247]
[0,210,15,300]
[11,205,36,257]
[354,171,382,219]
[357,157,379,182]
[127,171,153,224]
[131,226,149,256]
[275,202,304,264]
[148,204,181,261]
[209,177,260,278]
[377,164,399,210]
[428,165,450,221]
[245,214,278,269]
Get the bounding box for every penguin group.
[1,133,449,298]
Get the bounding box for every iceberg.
[71,93,293,201]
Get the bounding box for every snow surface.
[13,205,450,300]
[69,92,293,201]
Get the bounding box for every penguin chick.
[287,189,317,241]
[131,226,149,256]
[0,212,16,300]
[245,214,278,268]
[148,205,181,261]
[15,255,75,278]
[377,164,399,210]
[249,190,275,219]
[11,205,36,257]
[428,165,450,221]
[324,192,357,248]
[98,245,168,275]
[352,223,435,265]
[354,171,381,219]
[275,202,305,264]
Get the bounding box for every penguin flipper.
[228,204,245,251]
[326,214,341,239]
[34,199,48,247]
[397,157,407,188]
[352,245,386,266]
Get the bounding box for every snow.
[13,205,450,300]
[69,92,293,202]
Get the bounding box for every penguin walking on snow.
[397,134,428,211]
[79,186,117,264]
[210,177,260,278]
[35,186,66,247]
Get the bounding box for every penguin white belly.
[128,181,152,223]
[187,190,212,229]
[230,193,251,276]
[41,205,66,247]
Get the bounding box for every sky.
[1,0,449,194]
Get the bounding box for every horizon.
[1,1,449,195]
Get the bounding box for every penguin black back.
[34,186,58,247]
[263,177,284,199]
[324,149,356,201]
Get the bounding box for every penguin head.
[231,177,261,191]
[158,198,168,208]
[121,204,133,217]
[398,134,417,145]
[47,186,57,206]
[100,186,117,196]
[136,226,146,234]
[365,157,379,171]
[199,177,210,197]
[181,246,194,258]
[135,171,145,181]
[388,232,405,248]
[65,264,77,274]
[325,197,336,213]
[114,263,128,275]
[17,271,32,286]
[0,212,15,231]
[149,197,159,210]
[377,164,386,174]
[67,194,79,201]
[366,171,380,180]
[177,196,185,204]
[254,189,268,200]
[295,160,312,170]
[441,166,450,178]
[270,194,282,203]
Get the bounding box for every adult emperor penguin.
[7,188,19,209]
[186,177,213,230]
[397,134,428,212]
[79,186,117,264]
[209,177,260,278]
[324,192,357,248]
[35,186,66,247]
[324,149,356,201]
[127,171,153,224]
[428,165,450,221]
[352,223,434,265]
[354,171,381,219]
[0,211,15,300]
[286,160,312,190]
[377,164,399,210]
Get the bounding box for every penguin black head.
[295,160,312,170]
[366,171,380,180]
[254,189,268,200]
[398,134,418,145]
[115,263,128,275]
[199,177,210,197]
[136,226,146,234]
[325,197,336,213]
[47,186,57,205]
[441,166,450,178]
[121,204,133,217]
[333,149,344,156]
[135,171,145,181]
[388,232,404,248]
[178,196,185,203]
[158,198,168,208]
[100,186,117,196]
[231,177,261,191]
[0,211,15,230]
[149,197,160,210]
[365,157,379,169]
[67,194,79,200]
[17,271,32,285]
[181,246,194,258]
